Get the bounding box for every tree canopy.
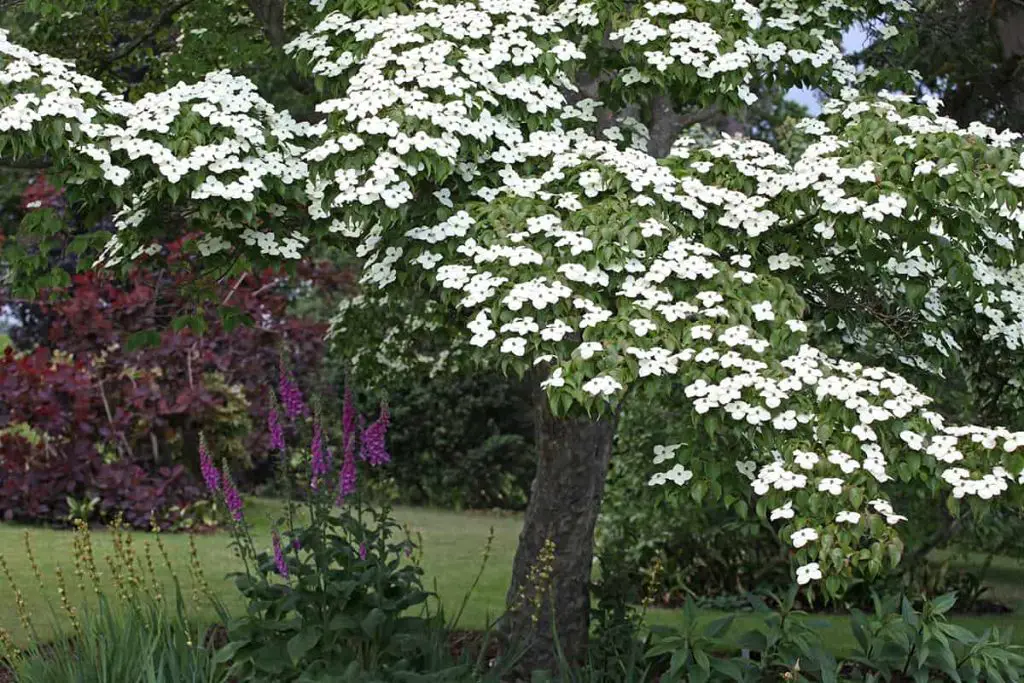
[2,0,1024,601]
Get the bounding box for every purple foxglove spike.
[278,360,307,419]
[222,468,244,522]
[268,406,285,452]
[199,434,221,493]
[342,383,356,453]
[358,543,367,561]
[359,403,391,466]
[272,530,289,579]
[335,445,357,505]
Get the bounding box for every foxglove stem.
[310,422,328,490]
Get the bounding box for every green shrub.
[639,591,1024,683]
[597,396,792,607]
[377,372,535,511]
[598,390,1024,612]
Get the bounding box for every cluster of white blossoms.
[0,28,319,266]
[3,0,1024,591]
[611,0,911,105]
[668,91,1024,372]
[284,0,594,220]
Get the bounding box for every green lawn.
[0,498,522,646]
[1,498,1022,652]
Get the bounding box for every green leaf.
[361,608,386,637]
[124,330,161,352]
[931,592,957,616]
[212,640,246,664]
[703,615,734,639]
[850,610,870,653]
[328,613,358,631]
[287,627,321,664]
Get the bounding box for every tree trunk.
[503,390,618,674]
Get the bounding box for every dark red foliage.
[0,231,353,528]
[19,174,64,211]
[0,347,202,528]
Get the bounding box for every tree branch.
[99,0,196,71]
[647,98,719,158]
[0,157,51,170]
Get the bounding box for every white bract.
[2,0,1023,593]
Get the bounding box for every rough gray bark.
[503,389,618,674]
[246,0,287,48]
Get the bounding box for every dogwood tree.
[3,0,1024,669]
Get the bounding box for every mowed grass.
[1,498,1023,652]
[0,498,522,646]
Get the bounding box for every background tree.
[870,0,1024,133]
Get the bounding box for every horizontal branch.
[0,157,51,170]
[100,0,196,70]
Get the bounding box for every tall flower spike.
[310,422,328,490]
[199,433,220,493]
[268,401,285,452]
[359,402,391,467]
[342,382,356,454]
[221,463,244,522]
[278,358,307,419]
[336,445,357,505]
[272,529,289,579]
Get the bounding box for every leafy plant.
[846,593,1024,682]
[597,400,791,607]
[205,368,471,681]
[635,591,1024,683]
[7,595,226,683]
[0,519,224,683]
[0,347,205,529]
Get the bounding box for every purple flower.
[335,446,357,505]
[310,423,328,490]
[278,360,307,419]
[199,435,220,493]
[404,543,412,558]
[359,403,391,467]
[358,543,367,561]
[268,405,285,452]
[272,530,289,579]
[342,383,356,453]
[292,538,302,551]
[222,469,244,522]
